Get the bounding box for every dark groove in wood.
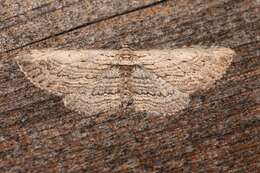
[1,0,167,54]
[0,1,79,31]
[0,1,54,23]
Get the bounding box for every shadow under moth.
[15,46,235,116]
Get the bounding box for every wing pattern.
[130,66,189,114]
[15,47,234,116]
[137,46,234,93]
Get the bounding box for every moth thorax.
[112,51,139,66]
[120,46,132,52]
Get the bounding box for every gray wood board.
[0,0,259,172]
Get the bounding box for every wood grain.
[0,0,163,52]
[0,0,259,172]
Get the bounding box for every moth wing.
[15,49,116,95]
[131,67,190,114]
[137,46,234,94]
[63,66,122,116]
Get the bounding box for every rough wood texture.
[0,0,259,172]
[0,0,163,52]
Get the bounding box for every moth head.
[120,43,132,50]
[110,45,139,66]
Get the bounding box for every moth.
[15,46,235,116]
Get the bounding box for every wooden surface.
[0,0,259,172]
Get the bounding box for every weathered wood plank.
[0,0,259,172]
[0,0,163,53]
[0,0,53,20]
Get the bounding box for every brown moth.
[15,46,235,116]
